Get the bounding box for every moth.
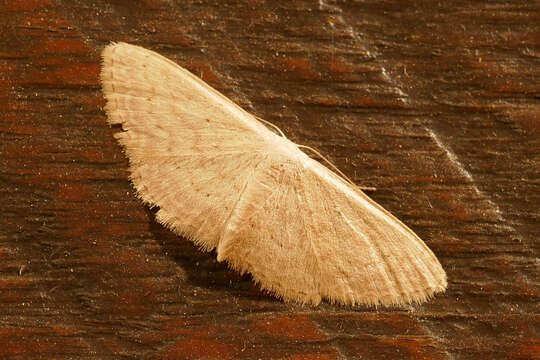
[100,42,447,306]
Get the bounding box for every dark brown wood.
[1,1,538,359]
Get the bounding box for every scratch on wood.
[426,128,508,223]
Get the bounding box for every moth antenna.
[255,116,375,192]
[255,116,286,138]
[296,144,376,192]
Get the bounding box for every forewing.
[218,157,447,306]
[101,42,268,250]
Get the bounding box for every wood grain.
[1,1,538,359]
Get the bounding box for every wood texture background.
[1,1,538,359]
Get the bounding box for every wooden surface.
[1,1,538,359]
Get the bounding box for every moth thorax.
[264,131,309,164]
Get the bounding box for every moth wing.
[101,42,269,250]
[217,156,447,306]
